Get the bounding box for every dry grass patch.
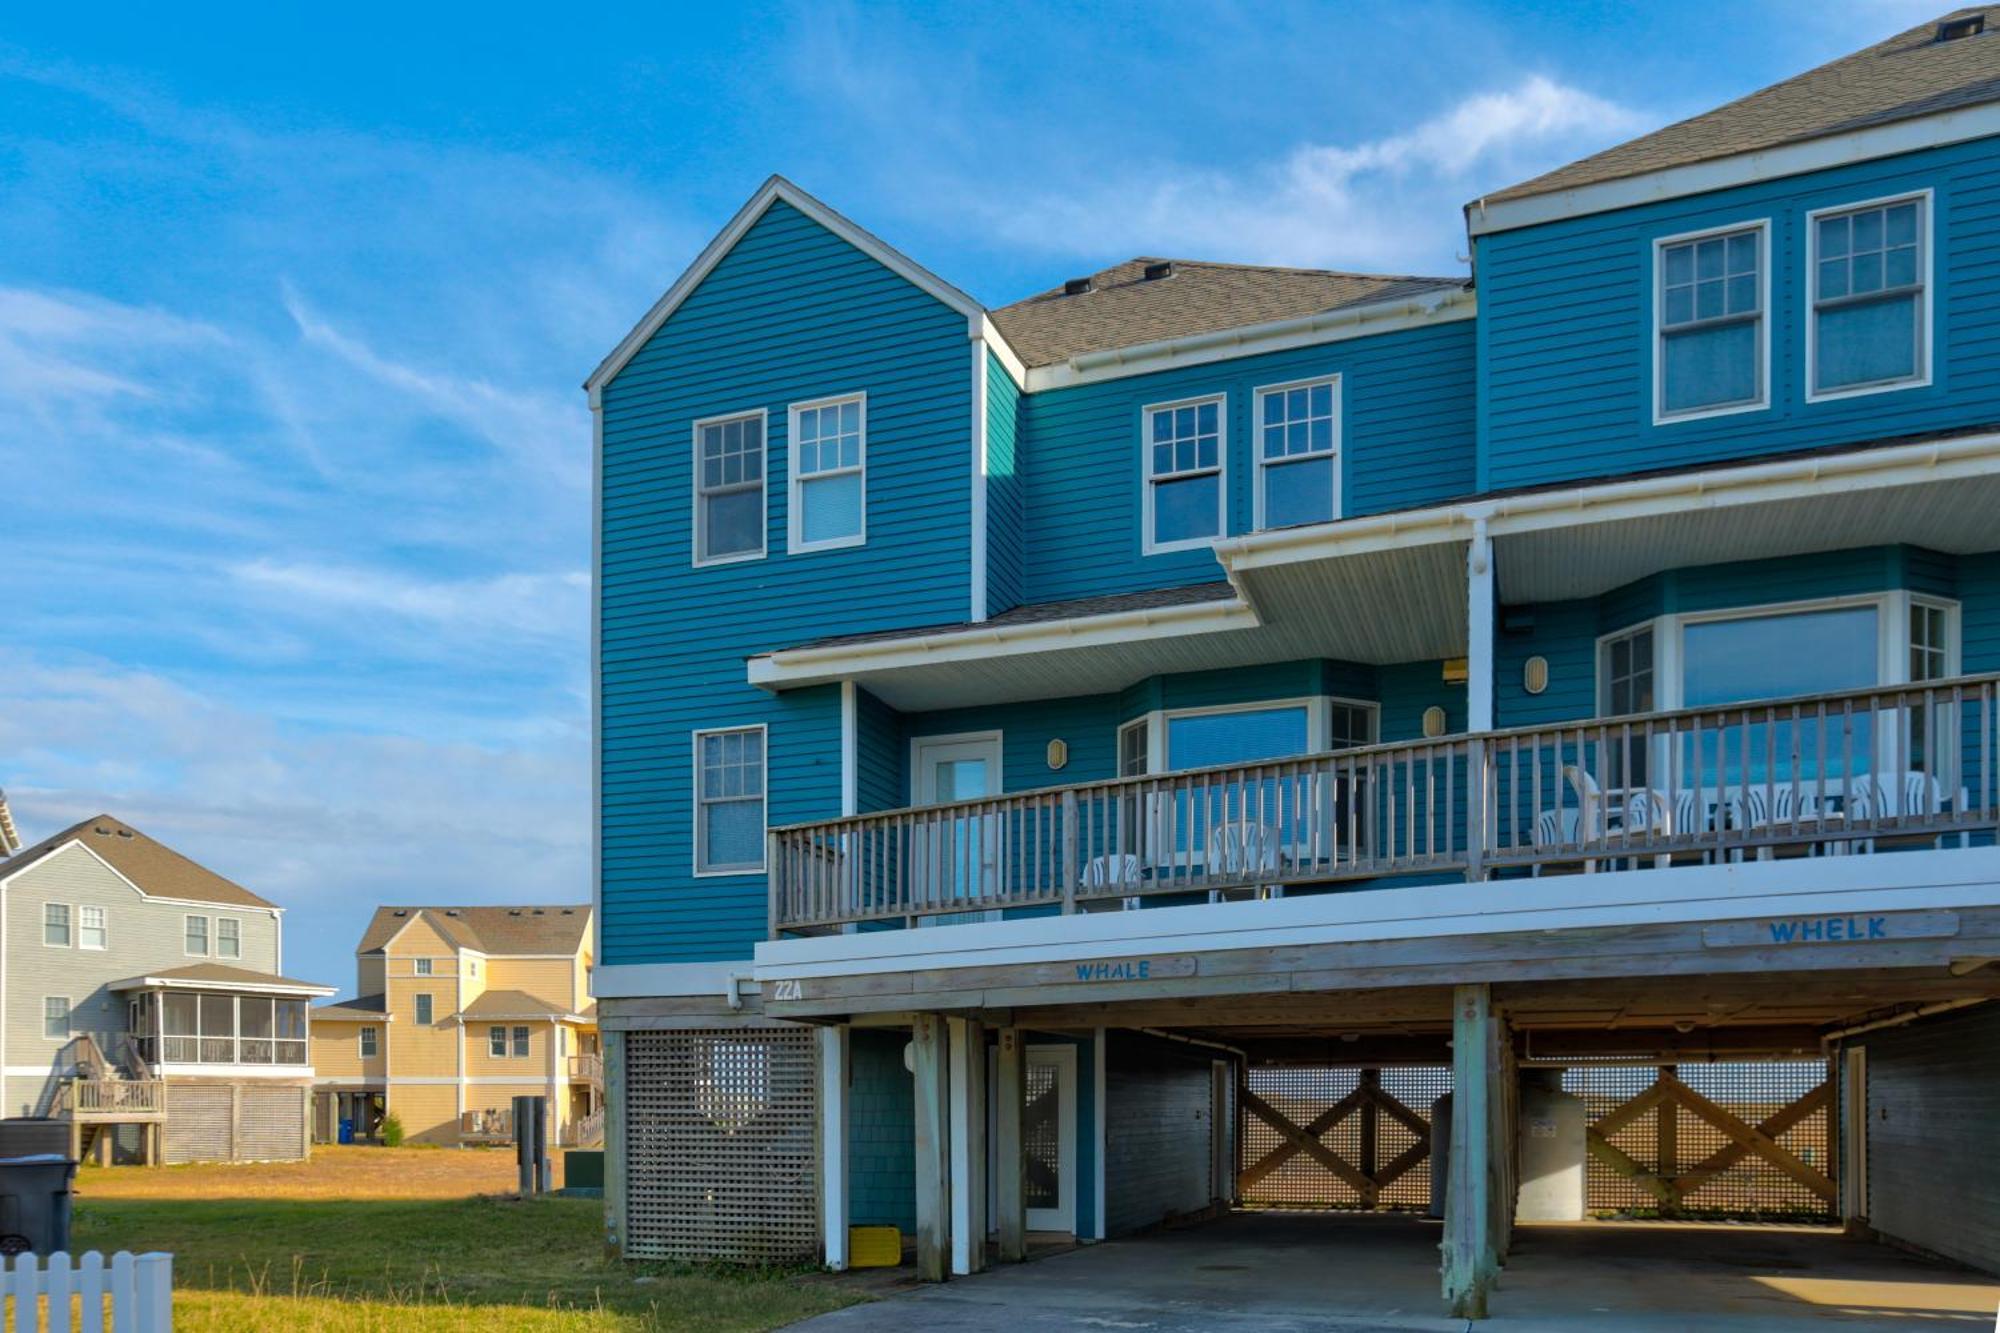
[77,1144,552,1201]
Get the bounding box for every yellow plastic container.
[848,1225,902,1268]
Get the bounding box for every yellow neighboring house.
[309,904,599,1147]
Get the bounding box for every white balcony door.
[911,733,1003,919]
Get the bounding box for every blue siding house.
[589,10,2000,1313]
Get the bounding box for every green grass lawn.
[75,1194,865,1332]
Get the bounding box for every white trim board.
[592,960,751,1001]
[586,176,983,407]
[1467,104,2000,238]
[754,845,2000,980]
[1804,189,1934,404]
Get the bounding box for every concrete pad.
[791,1212,2000,1333]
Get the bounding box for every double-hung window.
[512,1025,531,1058]
[694,410,767,564]
[1657,223,1766,419]
[43,903,69,947]
[414,993,434,1025]
[359,1026,378,1059]
[1143,396,1225,553]
[44,997,70,1041]
[1254,377,1339,529]
[1810,194,1928,397]
[694,726,766,874]
[489,1025,508,1058]
[79,906,107,950]
[414,957,433,976]
[184,914,209,956]
[789,394,866,551]
[217,918,241,959]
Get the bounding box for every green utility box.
[563,1149,604,1197]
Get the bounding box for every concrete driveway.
[790,1212,2000,1332]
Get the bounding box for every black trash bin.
[0,1154,78,1255]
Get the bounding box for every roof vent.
[1063,277,1093,296]
[532,908,544,915]
[444,909,460,916]
[561,908,574,915]
[93,825,110,836]
[116,829,133,838]
[392,909,408,917]
[1143,261,1175,281]
[1938,13,1985,40]
[508,909,523,916]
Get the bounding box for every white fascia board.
[1482,430,2000,538]
[592,960,750,1000]
[746,597,1260,693]
[1468,106,2000,238]
[586,175,986,407]
[754,846,2000,980]
[1215,503,1474,573]
[0,840,280,916]
[1023,287,1474,393]
[978,316,1029,390]
[112,976,337,998]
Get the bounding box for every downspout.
[1820,996,1987,1050]
[724,971,753,1012]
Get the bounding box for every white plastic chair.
[1564,764,1671,868]
[1079,853,1143,890]
[1206,821,1284,899]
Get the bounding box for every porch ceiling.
[1496,463,2000,603]
[758,541,1468,712]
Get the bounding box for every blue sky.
[0,0,1941,990]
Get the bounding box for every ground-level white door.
[989,1043,1078,1235]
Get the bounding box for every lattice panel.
[1564,1062,1833,1220]
[623,1026,820,1262]
[1241,1066,1451,1209]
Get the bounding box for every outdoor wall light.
[1523,655,1550,695]
[1046,738,1068,771]
[1422,705,1448,737]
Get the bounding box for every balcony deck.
[770,676,2000,934]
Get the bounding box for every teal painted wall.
[986,351,1025,616]
[1478,138,2000,491]
[598,198,973,964]
[1017,321,1476,603]
[848,1029,916,1232]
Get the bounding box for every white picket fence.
[0,1251,172,1332]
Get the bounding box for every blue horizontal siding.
[1018,321,1476,603]
[986,351,1025,615]
[598,198,973,965]
[1480,137,2000,491]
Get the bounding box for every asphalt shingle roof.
[989,259,1464,368]
[1486,7,2000,206]
[357,905,591,957]
[0,814,278,909]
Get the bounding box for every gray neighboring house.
[0,806,333,1163]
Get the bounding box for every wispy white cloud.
[972,76,1651,273]
[231,559,589,642]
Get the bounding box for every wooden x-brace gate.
[1585,1066,1835,1211]
[1238,1070,1432,1206]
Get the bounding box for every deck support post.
[820,1025,850,1271]
[994,1027,1027,1262]
[602,1029,626,1258]
[1466,516,1494,733]
[1442,983,1507,1319]
[948,1017,988,1275]
[912,1013,951,1283]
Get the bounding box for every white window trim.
[787,392,868,554]
[1141,392,1229,556]
[359,1026,378,1059]
[42,902,70,949]
[78,905,107,951]
[1652,218,1772,426]
[1251,375,1342,531]
[1119,695,1353,775]
[489,1025,508,1058]
[184,914,210,957]
[1805,189,1934,404]
[1595,590,1960,715]
[216,918,241,959]
[692,723,769,878]
[43,996,70,1042]
[691,407,770,568]
[512,1025,532,1058]
[414,958,433,976]
[413,993,434,1025]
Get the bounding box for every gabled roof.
[107,962,334,996]
[585,175,984,405]
[357,905,591,957]
[1486,6,2000,207]
[457,988,589,1022]
[989,259,1464,369]
[0,814,278,909]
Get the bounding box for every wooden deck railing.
[60,1079,166,1118]
[770,675,2000,933]
[569,1053,603,1085]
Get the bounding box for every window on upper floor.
[1329,701,1379,751]
[789,394,866,552]
[1810,194,1929,399]
[694,726,766,874]
[1254,377,1339,529]
[1656,223,1766,421]
[414,993,433,1025]
[359,1026,378,1059]
[43,903,69,948]
[512,1025,531,1058]
[1143,395,1225,553]
[489,1025,508,1058]
[79,905,106,951]
[44,997,69,1041]
[414,957,433,976]
[216,917,241,959]
[184,914,209,956]
[694,410,767,565]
